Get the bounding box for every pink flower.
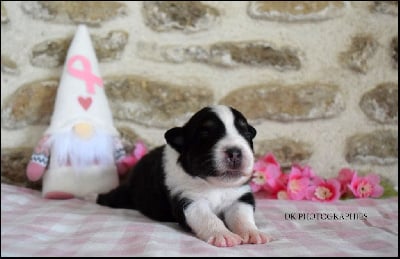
[250,171,266,193]
[286,165,311,200]
[337,168,356,195]
[266,173,289,199]
[287,177,309,200]
[251,153,282,193]
[306,177,341,202]
[348,173,384,198]
[250,151,386,201]
[276,190,289,200]
[293,164,317,179]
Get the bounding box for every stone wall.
[1,1,398,189]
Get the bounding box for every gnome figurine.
[26,25,129,199]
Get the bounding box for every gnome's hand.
[26,135,50,181]
[27,159,47,181]
[116,160,129,176]
[114,139,147,176]
[114,137,128,175]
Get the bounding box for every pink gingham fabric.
[1,183,398,256]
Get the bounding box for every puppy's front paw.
[239,229,271,244]
[206,231,243,247]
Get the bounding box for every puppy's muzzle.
[225,147,242,170]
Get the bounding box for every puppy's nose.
[225,147,242,169]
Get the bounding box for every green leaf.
[379,177,398,198]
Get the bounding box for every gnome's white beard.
[48,129,115,170]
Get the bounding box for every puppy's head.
[165,105,256,186]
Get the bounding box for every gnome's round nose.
[73,122,94,139]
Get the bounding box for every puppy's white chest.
[186,185,249,213]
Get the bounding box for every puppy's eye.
[199,120,215,138]
[236,120,250,135]
[243,130,254,140]
[199,129,210,138]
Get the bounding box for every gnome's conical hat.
[46,24,118,136]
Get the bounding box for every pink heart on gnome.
[78,96,92,110]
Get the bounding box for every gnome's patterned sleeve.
[26,135,51,181]
[113,137,128,175]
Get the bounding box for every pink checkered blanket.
[1,183,398,256]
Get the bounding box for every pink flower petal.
[276,190,289,200]
[337,168,356,195]
[338,168,355,182]
[263,153,279,165]
[288,166,302,180]
[264,165,281,188]
[287,178,309,200]
[326,178,341,201]
[250,181,262,193]
[306,185,317,200]
[302,165,316,178]
[371,184,384,198]
[349,172,360,190]
[365,174,381,185]
[311,175,324,185]
[253,161,266,172]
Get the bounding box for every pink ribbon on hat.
[67,55,103,95]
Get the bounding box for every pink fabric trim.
[44,191,74,200]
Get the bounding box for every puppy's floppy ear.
[165,127,185,153]
[248,124,257,139]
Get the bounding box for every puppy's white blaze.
[164,145,251,212]
[211,105,254,178]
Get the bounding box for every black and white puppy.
[97,105,269,247]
